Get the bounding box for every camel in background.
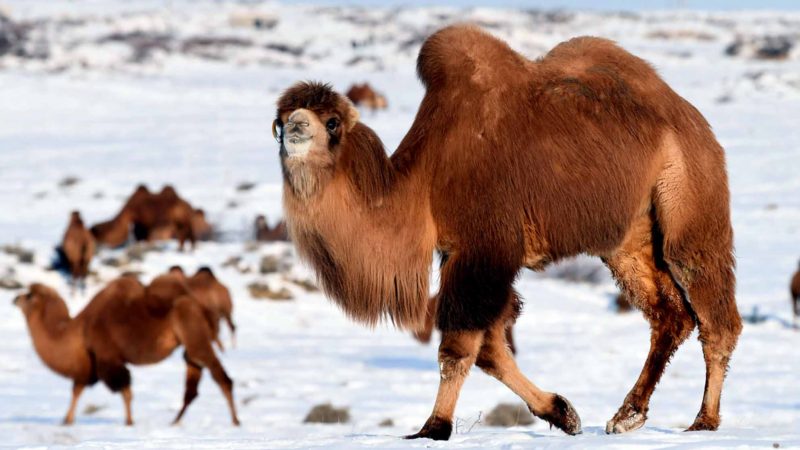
[14,277,239,426]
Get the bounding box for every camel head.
[69,210,83,226]
[168,265,186,279]
[255,214,267,228]
[14,283,68,319]
[274,81,360,198]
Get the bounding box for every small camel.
[255,214,289,242]
[91,185,200,250]
[14,278,239,426]
[345,82,388,111]
[60,211,95,292]
[274,24,741,440]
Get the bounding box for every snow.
[0,1,798,449]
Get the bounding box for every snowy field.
[1,1,799,449]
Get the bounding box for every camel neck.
[25,309,83,378]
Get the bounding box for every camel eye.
[326,118,339,132]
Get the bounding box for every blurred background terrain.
[0,1,798,448]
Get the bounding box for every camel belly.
[122,331,179,365]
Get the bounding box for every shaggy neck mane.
[284,122,436,330]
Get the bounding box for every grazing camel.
[255,214,289,242]
[14,278,239,426]
[61,211,95,292]
[345,82,388,111]
[274,24,741,440]
[791,262,800,325]
[90,209,133,248]
[90,185,151,247]
[169,265,236,350]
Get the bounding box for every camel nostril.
[287,111,310,129]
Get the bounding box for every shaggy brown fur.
[413,294,517,355]
[255,215,289,242]
[276,25,741,440]
[791,262,800,323]
[169,266,236,350]
[14,279,239,426]
[346,82,388,111]
[615,292,634,313]
[61,211,95,290]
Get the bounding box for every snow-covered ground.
[0,2,798,448]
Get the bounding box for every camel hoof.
[61,418,74,426]
[404,416,452,441]
[685,414,719,432]
[537,394,582,436]
[605,404,646,434]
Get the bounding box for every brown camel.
[192,209,213,241]
[169,265,236,350]
[791,261,800,326]
[255,214,289,242]
[90,185,151,247]
[90,209,134,248]
[130,185,197,250]
[14,277,239,426]
[274,24,741,440]
[91,185,199,250]
[345,82,388,111]
[61,211,95,291]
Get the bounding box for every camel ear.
[343,98,360,131]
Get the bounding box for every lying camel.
[14,278,239,426]
[60,211,95,292]
[255,214,289,242]
[345,82,388,111]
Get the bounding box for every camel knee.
[437,332,482,379]
[438,347,474,379]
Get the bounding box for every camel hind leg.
[654,134,742,431]
[172,298,240,426]
[603,212,695,433]
[667,251,740,431]
[172,353,203,425]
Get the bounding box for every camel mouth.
[12,294,24,307]
[283,134,314,158]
